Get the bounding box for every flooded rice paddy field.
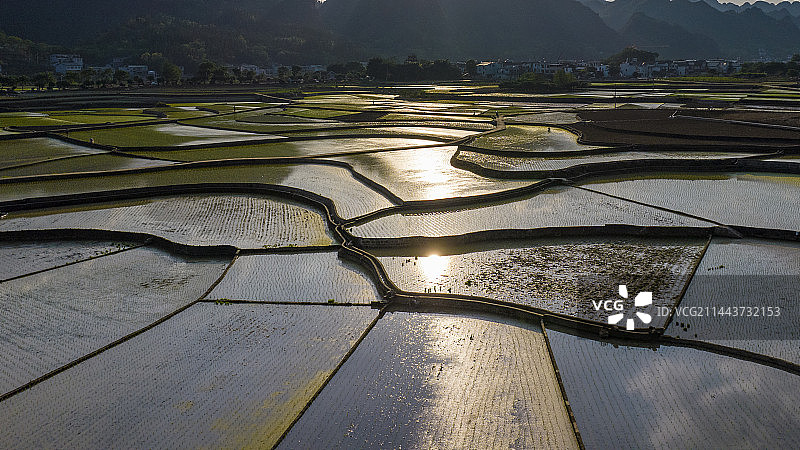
[374,237,705,327]
[456,149,763,173]
[0,110,156,128]
[547,329,800,448]
[0,246,228,395]
[0,304,378,448]
[469,125,601,153]
[0,240,134,281]
[0,194,335,249]
[332,146,532,201]
[277,124,486,138]
[1,90,799,446]
[208,252,379,304]
[505,112,581,124]
[128,137,443,161]
[666,238,800,365]
[65,124,282,148]
[0,163,395,219]
[350,186,713,239]
[0,138,104,169]
[281,311,579,449]
[0,153,175,178]
[582,173,800,230]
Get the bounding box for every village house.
[49,54,84,74]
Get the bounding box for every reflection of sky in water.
[666,238,800,364]
[370,126,478,139]
[281,312,578,448]
[288,137,438,155]
[548,330,800,448]
[586,175,800,231]
[337,146,528,201]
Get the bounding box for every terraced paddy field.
[1,87,799,447]
[333,146,532,201]
[505,112,581,124]
[0,153,174,177]
[0,304,378,448]
[128,137,443,161]
[0,163,396,219]
[665,238,800,365]
[454,149,762,174]
[582,173,800,230]
[65,124,281,148]
[0,240,134,281]
[373,237,705,327]
[208,252,379,304]
[349,186,713,240]
[0,110,156,128]
[548,330,800,448]
[469,125,602,153]
[0,194,335,249]
[281,311,579,449]
[0,246,229,395]
[0,137,105,169]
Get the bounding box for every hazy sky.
[724,0,788,4]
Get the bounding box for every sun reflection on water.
[418,254,451,289]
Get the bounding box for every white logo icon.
[608,285,653,330]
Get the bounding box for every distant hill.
[619,13,722,59]
[703,0,800,17]
[0,0,359,70]
[321,0,456,59]
[321,0,624,60]
[595,0,800,58]
[0,0,799,73]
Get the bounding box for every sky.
[724,0,788,4]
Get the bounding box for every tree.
[607,47,658,65]
[16,75,28,90]
[99,68,114,86]
[277,66,290,82]
[32,72,56,90]
[114,69,130,86]
[553,70,578,89]
[196,60,217,83]
[367,57,387,80]
[162,62,182,85]
[465,59,478,77]
[240,69,255,84]
[80,68,96,88]
[63,71,81,89]
[140,52,168,74]
[0,75,14,89]
[211,66,231,84]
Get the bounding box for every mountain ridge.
[0,0,798,73]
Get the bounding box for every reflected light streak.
[418,254,451,288]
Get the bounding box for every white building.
[300,65,326,75]
[50,54,84,74]
[585,62,610,78]
[120,65,150,80]
[619,61,640,78]
[239,64,266,76]
[476,62,500,79]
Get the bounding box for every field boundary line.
[0,250,240,404]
